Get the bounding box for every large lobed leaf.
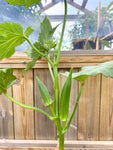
[0,23,34,60]
[4,0,41,9]
[61,61,113,83]
[0,68,16,95]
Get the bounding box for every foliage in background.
[71,2,113,49]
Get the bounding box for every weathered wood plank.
[100,76,113,140]
[34,69,56,140]
[59,69,78,140]
[0,88,14,139]
[1,51,113,69]
[78,75,100,140]
[0,140,113,149]
[13,69,34,139]
[0,63,101,69]
[0,148,112,150]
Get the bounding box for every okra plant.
[0,0,113,150]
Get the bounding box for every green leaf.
[25,42,42,59]
[0,68,16,95]
[0,23,33,60]
[39,16,57,43]
[23,42,42,73]
[100,40,111,48]
[38,16,58,52]
[23,57,40,73]
[54,135,59,140]
[4,0,41,9]
[24,26,34,38]
[61,61,113,83]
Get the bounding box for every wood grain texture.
[78,75,101,140]
[1,51,113,69]
[13,69,34,139]
[59,69,78,140]
[100,76,113,140]
[34,69,56,140]
[0,148,112,150]
[0,140,113,149]
[0,88,14,139]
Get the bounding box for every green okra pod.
[60,68,73,121]
[36,76,53,107]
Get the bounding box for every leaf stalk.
[4,92,55,120]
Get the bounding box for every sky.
[86,0,112,11]
[44,0,113,15]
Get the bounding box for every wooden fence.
[0,50,113,142]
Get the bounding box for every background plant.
[0,1,113,150]
[71,2,113,49]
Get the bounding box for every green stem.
[45,55,53,67]
[4,92,54,120]
[53,66,60,117]
[48,105,62,132]
[64,83,84,133]
[48,62,54,82]
[24,36,45,57]
[56,0,67,65]
[59,133,64,150]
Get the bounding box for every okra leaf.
[23,57,41,73]
[0,68,16,95]
[23,42,42,73]
[0,23,34,60]
[38,16,58,52]
[61,61,113,83]
[39,16,57,42]
[25,42,45,59]
[4,0,41,9]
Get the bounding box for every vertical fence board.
[13,69,34,139]
[59,68,78,140]
[0,88,14,139]
[34,69,56,140]
[78,75,100,140]
[100,76,113,140]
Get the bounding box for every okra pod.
[60,68,73,121]
[36,76,53,107]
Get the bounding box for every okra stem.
[48,62,54,82]
[59,133,64,150]
[64,83,84,133]
[55,0,67,65]
[53,66,60,117]
[4,92,54,120]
